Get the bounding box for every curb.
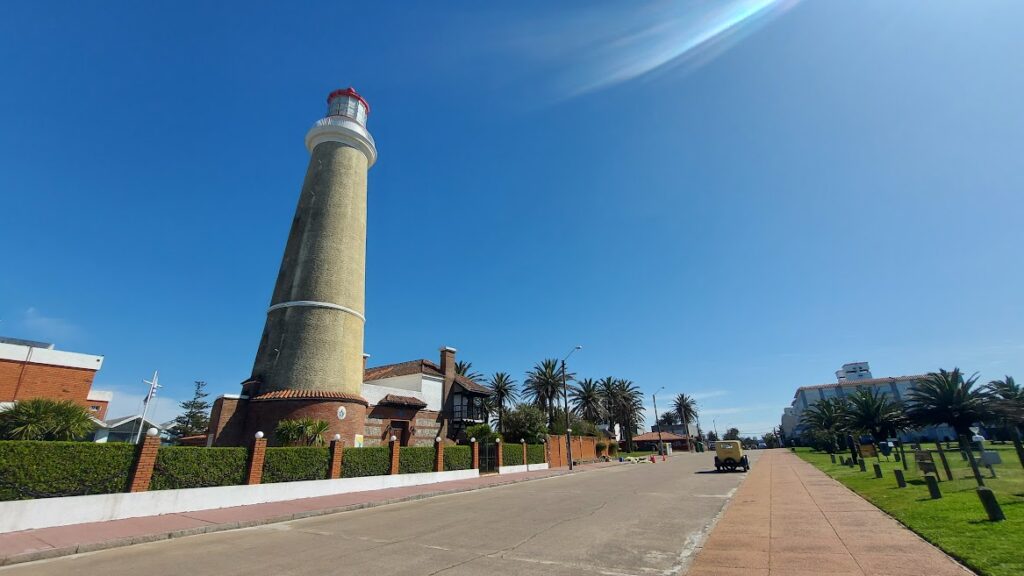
[0,467,610,567]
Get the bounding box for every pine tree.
[171,381,211,438]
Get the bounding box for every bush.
[596,441,607,454]
[607,443,619,456]
[0,441,136,500]
[262,447,330,483]
[399,446,435,474]
[444,445,472,471]
[151,446,248,490]
[526,444,546,464]
[501,442,524,466]
[464,423,497,444]
[502,404,548,444]
[342,446,390,477]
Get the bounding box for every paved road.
[6,452,759,576]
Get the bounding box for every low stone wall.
[0,468,479,534]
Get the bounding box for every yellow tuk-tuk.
[714,440,750,472]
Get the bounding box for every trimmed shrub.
[342,446,390,478]
[607,443,619,456]
[596,441,607,456]
[399,446,435,474]
[526,444,545,464]
[151,446,247,490]
[444,445,472,471]
[501,442,524,466]
[0,441,135,500]
[262,447,330,483]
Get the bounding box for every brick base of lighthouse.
[209,390,367,447]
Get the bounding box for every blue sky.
[2,1,1021,436]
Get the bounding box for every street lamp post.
[713,418,719,441]
[652,387,665,457]
[561,345,582,471]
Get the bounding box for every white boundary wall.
[0,469,478,534]
[498,463,549,474]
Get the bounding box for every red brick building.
[208,346,491,447]
[0,337,111,419]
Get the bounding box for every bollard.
[894,469,906,488]
[873,463,883,478]
[830,454,836,464]
[925,475,942,499]
[859,460,867,472]
[976,487,1005,522]
[893,452,900,462]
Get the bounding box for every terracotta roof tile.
[633,431,689,442]
[363,359,490,395]
[379,394,428,408]
[252,389,368,405]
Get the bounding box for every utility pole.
[652,387,665,456]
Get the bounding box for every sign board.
[914,450,937,474]
[353,434,364,448]
[859,444,878,458]
[980,450,1002,466]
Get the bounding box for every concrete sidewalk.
[0,463,616,567]
[689,449,974,576]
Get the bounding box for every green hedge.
[501,443,524,466]
[151,446,247,490]
[0,441,136,500]
[399,446,435,474]
[342,446,390,478]
[526,444,546,464]
[444,445,472,471]
[263,447,330,483]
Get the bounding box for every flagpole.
[134,371,160,444]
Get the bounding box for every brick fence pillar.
[128,429,161,492]
[521,441,527,466]
[434,436,445,472]
[496,439,503,468]
[471,440,479,470]
[389,436,400,475]
[246,433,267,485]
[329,436,344,479]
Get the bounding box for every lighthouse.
[209,88,377,446]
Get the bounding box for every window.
[90,405,100,412]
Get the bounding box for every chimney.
[362,353,370,374]
[439,346,457,440]
[440,346,456,379]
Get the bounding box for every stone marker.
[976,487,1005,521]
[873,463,883,478]
[858,459,867,472]
[894,468,906,488]
[925,475,942,499]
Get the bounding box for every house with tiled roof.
[208,346,491,447]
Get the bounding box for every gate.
[479,442,498,473]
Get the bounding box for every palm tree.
[455,361,484,383]
[597,376,618,424]
[800,397,847,452]
[985,376,1023,425]
[488,372,519,434]
[657,411,680,430]
[607,379,644,451]
[525,359,571,427]
[843,387,905,442]
[905,368,991,438]
[672,394,698,444]
[0,398,96,441]
[570,378,603,423]
[274,417,329,446]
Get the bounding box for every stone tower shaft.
[250,88,376,398]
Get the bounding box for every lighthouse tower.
[216,88,377,446]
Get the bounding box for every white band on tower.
[305,116,377,166]
[267,300,366,322]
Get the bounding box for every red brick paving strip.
[688,449,974,576]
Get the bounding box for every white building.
[781,362,957,443]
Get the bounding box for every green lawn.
[616,450,656,458]
[795,445,1024,576]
